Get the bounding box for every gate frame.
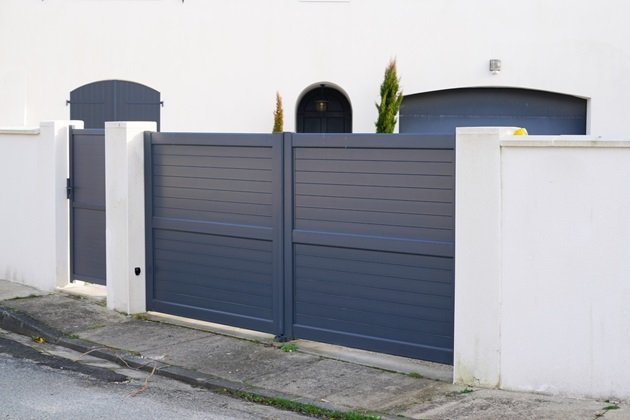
[143,131,455,363]
[144,132,286,336]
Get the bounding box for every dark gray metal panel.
[70,83,114,130]
[288,133,455,364]
[114,80,161,131]
[71,208,106,284]
[145,132,284,335]
[70,80,160,130]
[293,140,454,243]
[70,129,106,285]
[400,87,587,135]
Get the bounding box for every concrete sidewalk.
[0,280,626,420]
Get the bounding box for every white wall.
[455,128,630,400]
[0,121,77,291]
[1,1,629,135]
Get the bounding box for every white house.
[1,0,629,135]
[2,0,630,403]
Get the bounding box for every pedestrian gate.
[69,128,106,285]
[145,133,454,364]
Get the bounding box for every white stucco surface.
[454,128,630,400]
[500,143,630,400]
[0,1,629,135]
[0,121,77,291]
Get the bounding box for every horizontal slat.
[155,229,271,252]
[295,207,453,229]
[294,147,452,162]
[296,183,453,203]
[155,259,271,285]
[153,289,273,320]
[154,178,272,194]
[295,252,452,280]
[154,144,273,159]
[154,196,272,218]
[296,195,453,216]
[151,132,279,147]
[148,300,276,334]
[154,154,272,170]
[293,220,453,244]
[295,288,452,313]
[156,280,272,309]
[297,276,452,308]
[155,236,272,263]
[154,248,272,275]
[153,218,273,241]
[154,165,272,181]
[154,207,272,228]
[295,171,453,189]
[154,186,272,204]
[295,159,453,175]
[296,266,453,295]
[296,243,453,271]
[292,324,452,364]
[291,134,454,149]
[155,267,272,298]
[295,311,452,346]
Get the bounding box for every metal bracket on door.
[66,178,73,200]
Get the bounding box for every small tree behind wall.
[375,59,403,133]
[273,92,284,133]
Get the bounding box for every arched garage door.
[400,88,586,135]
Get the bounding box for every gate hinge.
[66,178,73,200]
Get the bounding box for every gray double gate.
[145,132,455,364]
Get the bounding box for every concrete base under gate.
[145,311,453,382]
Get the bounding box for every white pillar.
[453,127,516,387]
[50,120,83,289]
[105,121,155,314]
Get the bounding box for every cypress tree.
[272,92,284,133]
[375,59,403,133]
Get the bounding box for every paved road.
[0,336,308,420]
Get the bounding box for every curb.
[0,305,381,418]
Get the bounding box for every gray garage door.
[145,132,454,364]
[400,87,587,135]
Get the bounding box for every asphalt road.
[0,336,309,420]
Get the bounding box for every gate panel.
[70,129,106,285]
[285,134,455,364]
[146,132,454,364]
[145,133,284,335]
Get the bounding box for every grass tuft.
[279,342,298,353]
[222,389,381,420]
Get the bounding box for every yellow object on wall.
[514,127,528,135]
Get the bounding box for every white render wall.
[1,1,629,135]
[0,121,78,291]
[455,128,630,400]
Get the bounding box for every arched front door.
[69,80,161,130]
[297,86,352,133]
[399,88,587,135]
